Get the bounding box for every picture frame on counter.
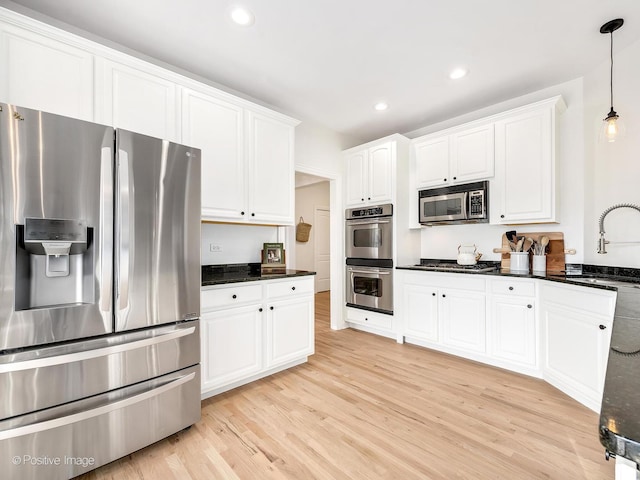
[261,243,286,274]
[263,243,284,264]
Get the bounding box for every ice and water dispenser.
[15,218,93,310]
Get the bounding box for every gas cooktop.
[413,263,498,273]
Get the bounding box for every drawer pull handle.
[599,324,607,330]
[509,286,514,291]
[292,286,296,290]
[432,293,436,296]
[232,294,237,299]
[442,294,446,298]
[270,306,274,310]
[527,304,532,309]
[259,308,263,312]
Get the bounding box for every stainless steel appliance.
[411,262,498,273]
[345,203,393,262]
[419,180,489,225]
[345,203,394,314]
[599,282,640,464]
[0,103,201,480]
[346,264,393,315]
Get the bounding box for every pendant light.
[600,18,625,143]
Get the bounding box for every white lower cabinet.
[201,305,263,390]
[345,307,394,338]
[540,282,616,412]
[487,279,537,374]
[201,276,314,398]
[440,289,486,353]
[397,271,617,412]
[397,271,486,359]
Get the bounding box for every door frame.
[290,165,345,331]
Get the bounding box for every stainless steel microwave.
[418,181,489,225]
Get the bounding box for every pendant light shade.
[600,18,625,143]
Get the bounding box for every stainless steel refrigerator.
[0,103,201,479]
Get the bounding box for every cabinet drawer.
[540,282,616,317]
[266,277,314,298]
[490,279,535,297]
[201,283,263,311]
[346,307,392,330]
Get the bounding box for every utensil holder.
[510,252,529,273]
[532,254,546,274]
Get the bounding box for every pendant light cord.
[609,31,614,110]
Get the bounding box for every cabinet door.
[246,111,295,224]
[440,290,486,352]
[345,149,367,206]
[367,142,393,204]
[450,124,494,183]
[266,296,314,368]
[182,89,245,221]
[413,136,450,188]
[0,25,93,121]
[542,303,611,407]
[402,284,439,342]
[490,296,536,367]
[201,305,263,391]
[493,107,554,223]
[96,58,178,141]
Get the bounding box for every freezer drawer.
[0,320,199,420]
[0,364,200,480]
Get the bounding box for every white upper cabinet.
[412,123,494,189]
[0,24,93,121]
[450,124,495,183]
[95,58,179,142]
[182,88,297,225]
[246,110,296,224]
[344,140,394,207]
[181,88,245,221]
[413,135,449,187]
[491,96,565,225]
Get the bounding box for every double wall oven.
[345,204,393,315]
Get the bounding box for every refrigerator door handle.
[116,148,131,321]
[99,145,114,320]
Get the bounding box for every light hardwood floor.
[81,292,614,479]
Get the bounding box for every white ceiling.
[5,0,640,142]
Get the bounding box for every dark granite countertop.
[202,263,316,287]
[396,261,640,292]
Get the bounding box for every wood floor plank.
[78,291,614,479]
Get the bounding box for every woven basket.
[296,217,312,242]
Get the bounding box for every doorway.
[291,168,343,331]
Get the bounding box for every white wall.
[583,38,640,268]
[201,223,278,265]
[407,77,587,265]
[294,181,330,271]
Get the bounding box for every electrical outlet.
[209,243,223,252]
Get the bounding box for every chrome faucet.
[598,203,640,254]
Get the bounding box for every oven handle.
[346,219,391,225]
[348,268,392,275]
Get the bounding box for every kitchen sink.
[569,276,640,289]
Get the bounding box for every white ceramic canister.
[532,254,546,274]
[510,252,529,273]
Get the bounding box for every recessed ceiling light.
[449,68,468,80]
[374,102,388,111]
[229,6,255,26]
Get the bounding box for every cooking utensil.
[523,237,533,253]
[516,237,525,252]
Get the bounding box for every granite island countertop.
[202,263,316,287]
